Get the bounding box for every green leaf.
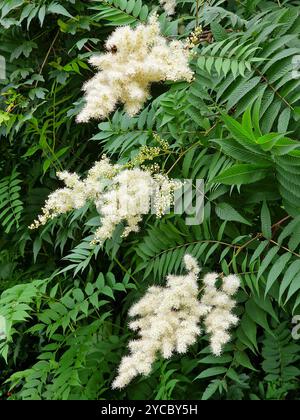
[213,164,269,185]
[227,368,244,384]
[279,260,300,303]
[235,351,257,371]
[199,354,232,364]
[245,300,273,336]
[257,246,280,280]
[261,201,272,239]
[194,367,227,380]
[201,380,220,400]
[38,5,46,26]
[216,202,251,226]
[265,253,292,297]
[47,3,73,18]
[222,113,255,144]
[1,0,24,18]
[239,313,258,351]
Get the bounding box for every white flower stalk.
[29,156,117,229]
[113,256,240,388]
[112,254,202,389]
[200,273,240,356]
[77,14,194,123]
[94,168,154,243]
[160,0,177,15]
[30,157,180,245]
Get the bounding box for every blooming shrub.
[0,0,300,402]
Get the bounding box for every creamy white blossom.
[113,255,240,388]
[94,168,153,243]
[160,0,177,15]
[77,14,194,123]
[200,273,240,356]
[30,157,180,245]
[29,156,117,228]
[112,254,202,389]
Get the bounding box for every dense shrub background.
[0,0,300,400]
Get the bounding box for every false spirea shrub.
[0,0,300,401]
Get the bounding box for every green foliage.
[0,168,23,233]
[262,323,300,384]
[197,36,263,78]
[0,0,299,401]
[91,0,150,25]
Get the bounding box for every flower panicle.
[76,14,194,123]
[112,254,241,389]
[30,156,181,246]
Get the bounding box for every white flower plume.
[199,273,240,356]
[112,254,202,389]
[76,14,194,123]
[113,256,241,388]
[29,156,180,245]
[160,0,177,16]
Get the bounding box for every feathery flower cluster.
[76,14,194,123]
[187,26,203,48]
[128,134,170,168]
[199,273,240,356]
[129,145,161,167]
[113,255,240,388]
[152,173,178,217]
[152,133,170,152]
[160,0,177,15]
[94,169,180,243]
[29,156,118,229]
[29,156,180,245]
[112,254,202,389]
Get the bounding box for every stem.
[113,257,140,290]
[228,215,296,270]
[271,215,291,230]
[270,239,300,259]
[149,240,239,265]
[35,31,59,87]
[254,66,293,110]
[166,120,219,176]
[52,82,57,151]
[195,0,200,27]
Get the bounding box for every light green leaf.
[195,367,227,380]
[213,164,269,185]
[216,202,251,226]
